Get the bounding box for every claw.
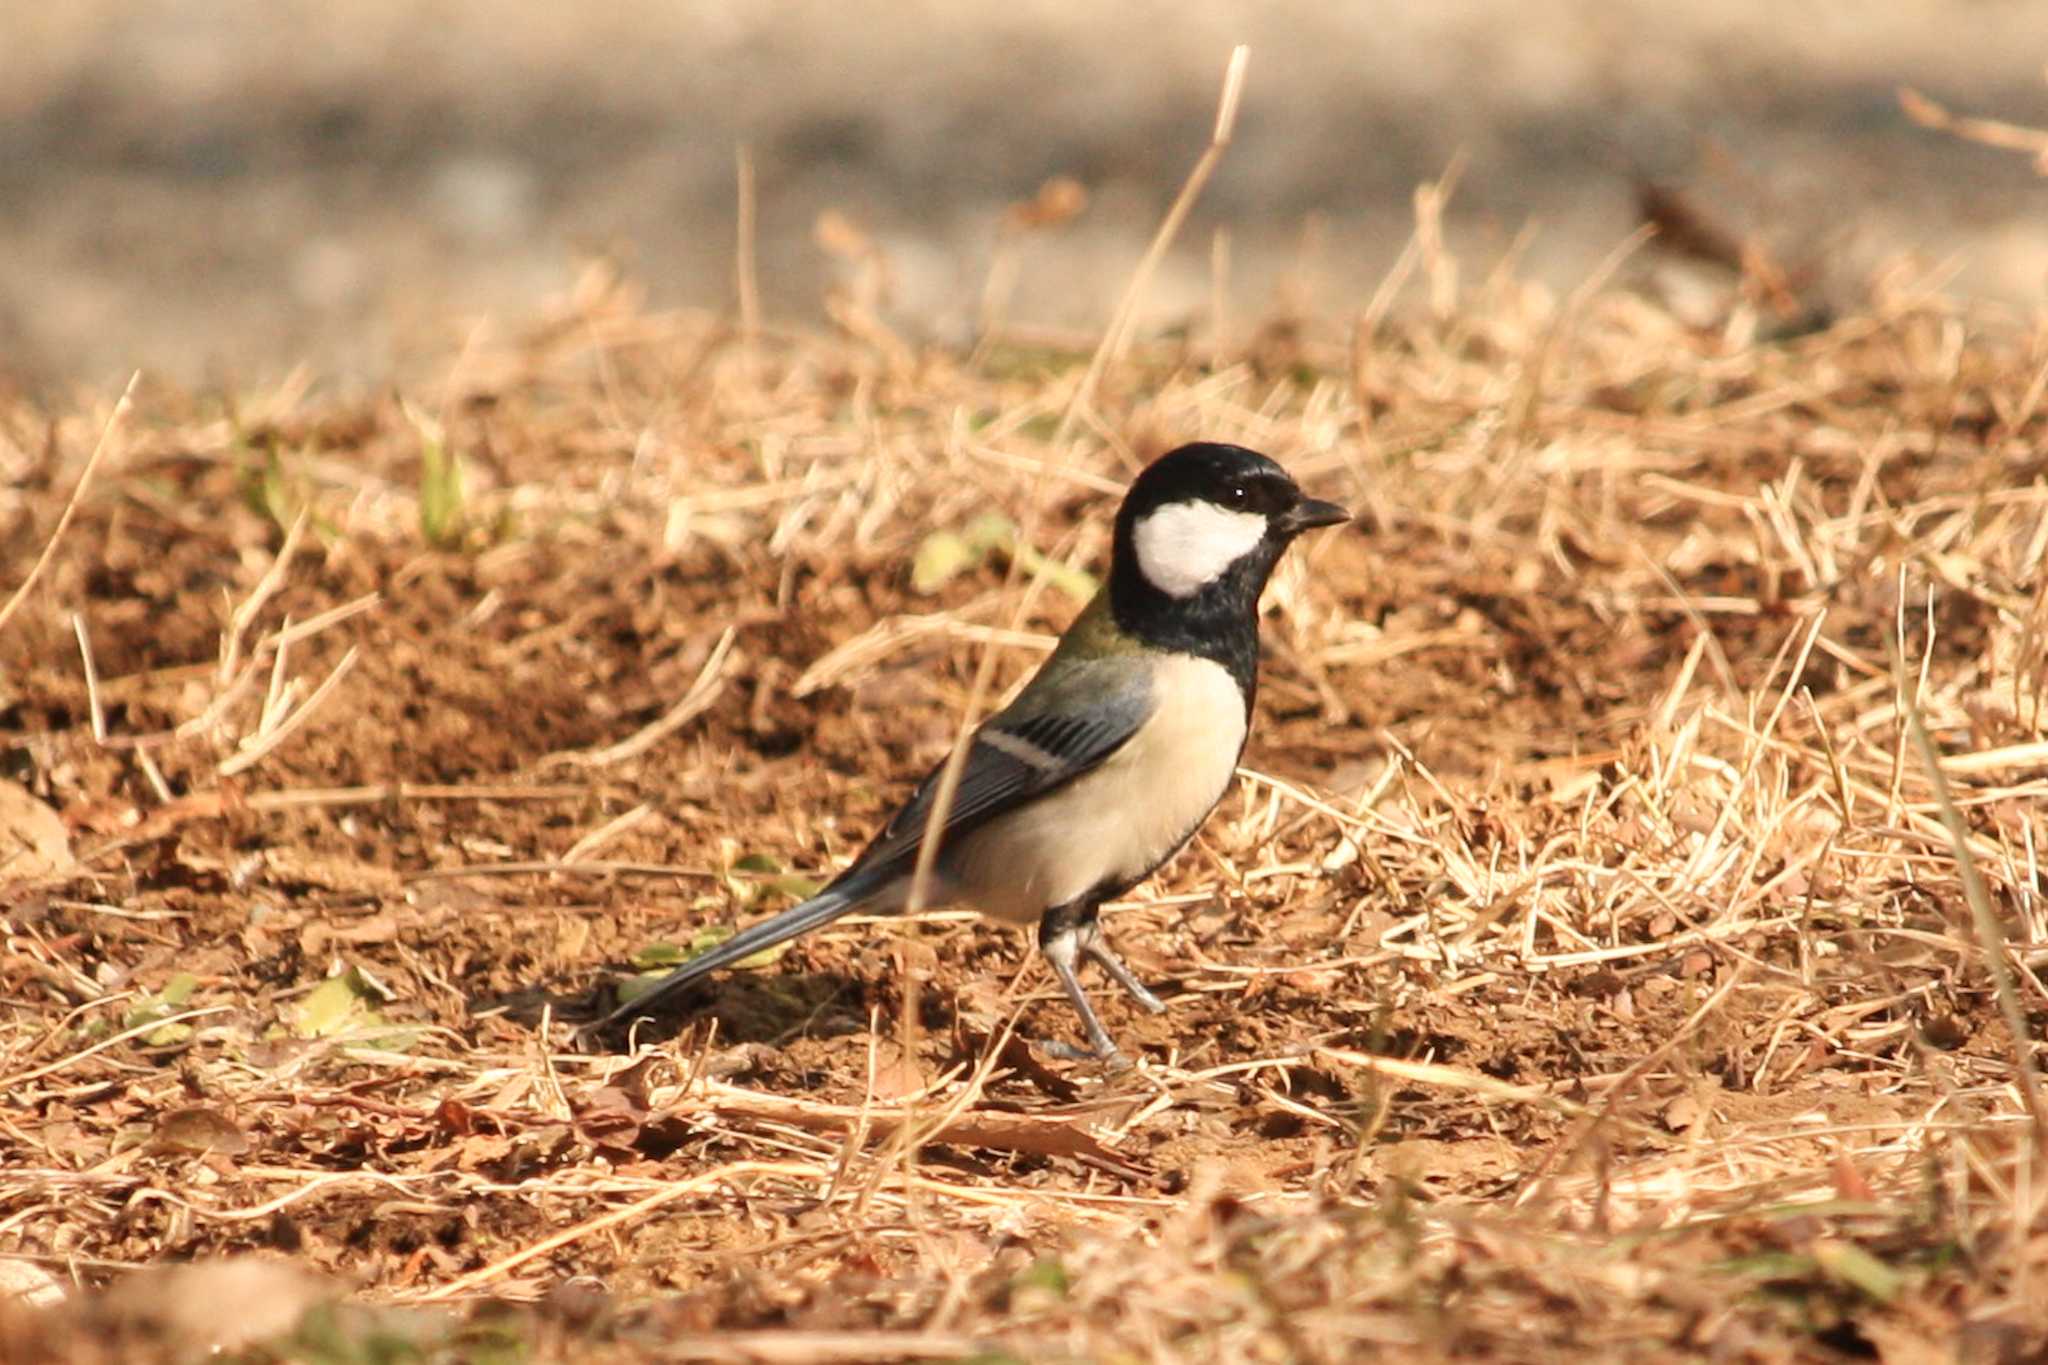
[1076,919,1167,1013]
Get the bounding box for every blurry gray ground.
[5,1,2047,390]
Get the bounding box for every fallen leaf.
[122,973,202,1046]
[0,780,76,883]
[1662,1094,1703,1131]
[0,1256,66,1310]
[867,1043,929,1101]
[150,1106,251,1157]
[300,913,400,958]
[292,973,370,1038]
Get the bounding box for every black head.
[1108,442,1349,685]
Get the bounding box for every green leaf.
[1714,1251,1816,1280]
[1012,539,1098,603]
[731,939,792,970]
[686,925,737,956]
[293,971,371,1039]
[962,512,1018,553]
[403,398,465,550]
[726,853,771,905]
[727,853,820,901]
[235,440,319,537]
[268,969,421,1052]
[689,921,790,970]
[120,973,205,1046]
[418,439,465,549]
[632,941,688,969]
[727,852,823,907]
[1012,1255,1069,1298]
[1812,1240,1904,1303]
[912,513,1096,603]
[624,922,791,988]
[912,529,983,594]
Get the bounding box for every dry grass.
[3,220,2048,1362]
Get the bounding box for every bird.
[583,442,1349,1061]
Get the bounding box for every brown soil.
[3,267,2046,1361]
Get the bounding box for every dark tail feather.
[582,882,866,1035]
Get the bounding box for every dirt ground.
[3,242,2048,1360]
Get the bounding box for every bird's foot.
[1042,911,1152,1067]
[1034,1036,1136,1070]
[1077,928,1168,1013]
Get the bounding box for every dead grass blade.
[688,1079,1117,1162]
[1899,86,2048,172]
[0,373,136,640]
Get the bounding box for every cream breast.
[944,652,1247,922]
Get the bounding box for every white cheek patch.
[1131,500,1270,597]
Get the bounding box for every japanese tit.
[585,441,1349,1061]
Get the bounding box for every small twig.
[259,618,295,736]
[245,782,589,809]
[0,372,137,640]
[132,745,173,805]
[261,593,382,655]
[1939,740,2048,776]
[175,594,382,747]
[218,506,311,691]
[71,613,107,744]
[790,604,1054,699]
[1208,225,1232,364]
[560,803,655,865]
[406,859,722,882]
[1900,87,2048,172]
[0,1006,234,1090]
[72,782,598,864]
[1313,1048,1598,1121]
[218,645,360,777]
[608,1331,978,1363]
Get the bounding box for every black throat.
[1107,537,1282,714]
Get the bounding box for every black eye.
[1226,484,1250,506]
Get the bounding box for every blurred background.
[6,0,2047,391]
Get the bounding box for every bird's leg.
[1075,911,1167,1014]
[1037,904,1124,1061]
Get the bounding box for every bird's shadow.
[486,969,873,1049]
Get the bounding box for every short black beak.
[1278,497,1350,534]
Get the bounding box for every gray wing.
[834,658,1155,887]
